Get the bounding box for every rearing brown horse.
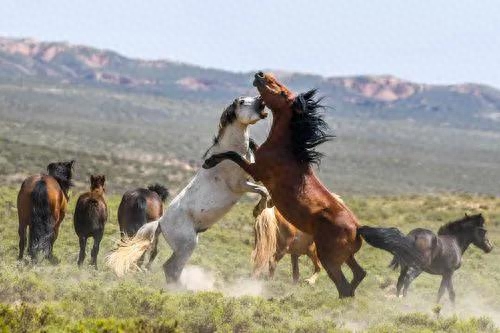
[203,72,366,297]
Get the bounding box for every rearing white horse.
[106,96,269,282]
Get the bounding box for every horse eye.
[239,100,245,105]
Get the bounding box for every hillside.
[1,36,500,131]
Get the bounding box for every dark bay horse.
[73,175,108,268]
[17,160,74,261]
[252,199,321,284]
[117,184,169,268]
[203,72,368,297]
[362,214,492,303]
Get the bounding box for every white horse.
[106,96,269,282]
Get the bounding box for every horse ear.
[69,160,75,168]
[47,163,55,174]
[100,175,106,183]
[465,213,469,218]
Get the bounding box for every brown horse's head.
[253,72,295,111]
[90,174,106,193]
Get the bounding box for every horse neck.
[216,121,249,154]
[447,231,473,254]
[263,108,293,147]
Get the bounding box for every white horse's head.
[232,96,268,125]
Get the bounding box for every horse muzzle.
[253,72,265,87]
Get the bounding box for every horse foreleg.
[18,225,27,260]
[203,151,259,180]
[446,273,456,304]
[291,254,300,283]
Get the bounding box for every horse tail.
[132,195,148,231]
[251,205,278,277]
[106,219,160,277]
[29,180,54,258]
[358,226,424,268]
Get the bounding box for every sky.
[1,0,499,88]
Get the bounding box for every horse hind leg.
[162,225,197,283]
[316,245,352,297]
[145,227,161,270]
[90,232,103,269]
[396,266,408,297]
[77,237,87,267]
[346,255,366,295]
[18,225,27,261]
[291,254,300,283]
[403,266,422,297]
[304,247,321,285]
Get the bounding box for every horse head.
[90,174,106,193]
[469,214,493,253]
[253,71,295,112]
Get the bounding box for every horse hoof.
[305,278,316,285]
[202,158,217,169]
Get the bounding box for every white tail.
[106,220,160,277]
[251,204,278,277]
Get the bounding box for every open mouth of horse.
[256,97,268,118]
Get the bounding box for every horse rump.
[29,180,54,259]
[74,197,106,236]
[358,226,424,268]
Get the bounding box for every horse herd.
[15,72,493,304]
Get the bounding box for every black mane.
[438,214,484,235]
[47,161,74,199]
[202,101,237,158]
[290,89,334,165]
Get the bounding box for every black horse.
[360,213,493,303]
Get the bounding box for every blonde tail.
[106,220,160,277]
[251,203,278,277]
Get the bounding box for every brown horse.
[17,160,74,262]
[203,72,368,297]
[252,199,321,284]
[117,184,169,268]
[73,175,108,269]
